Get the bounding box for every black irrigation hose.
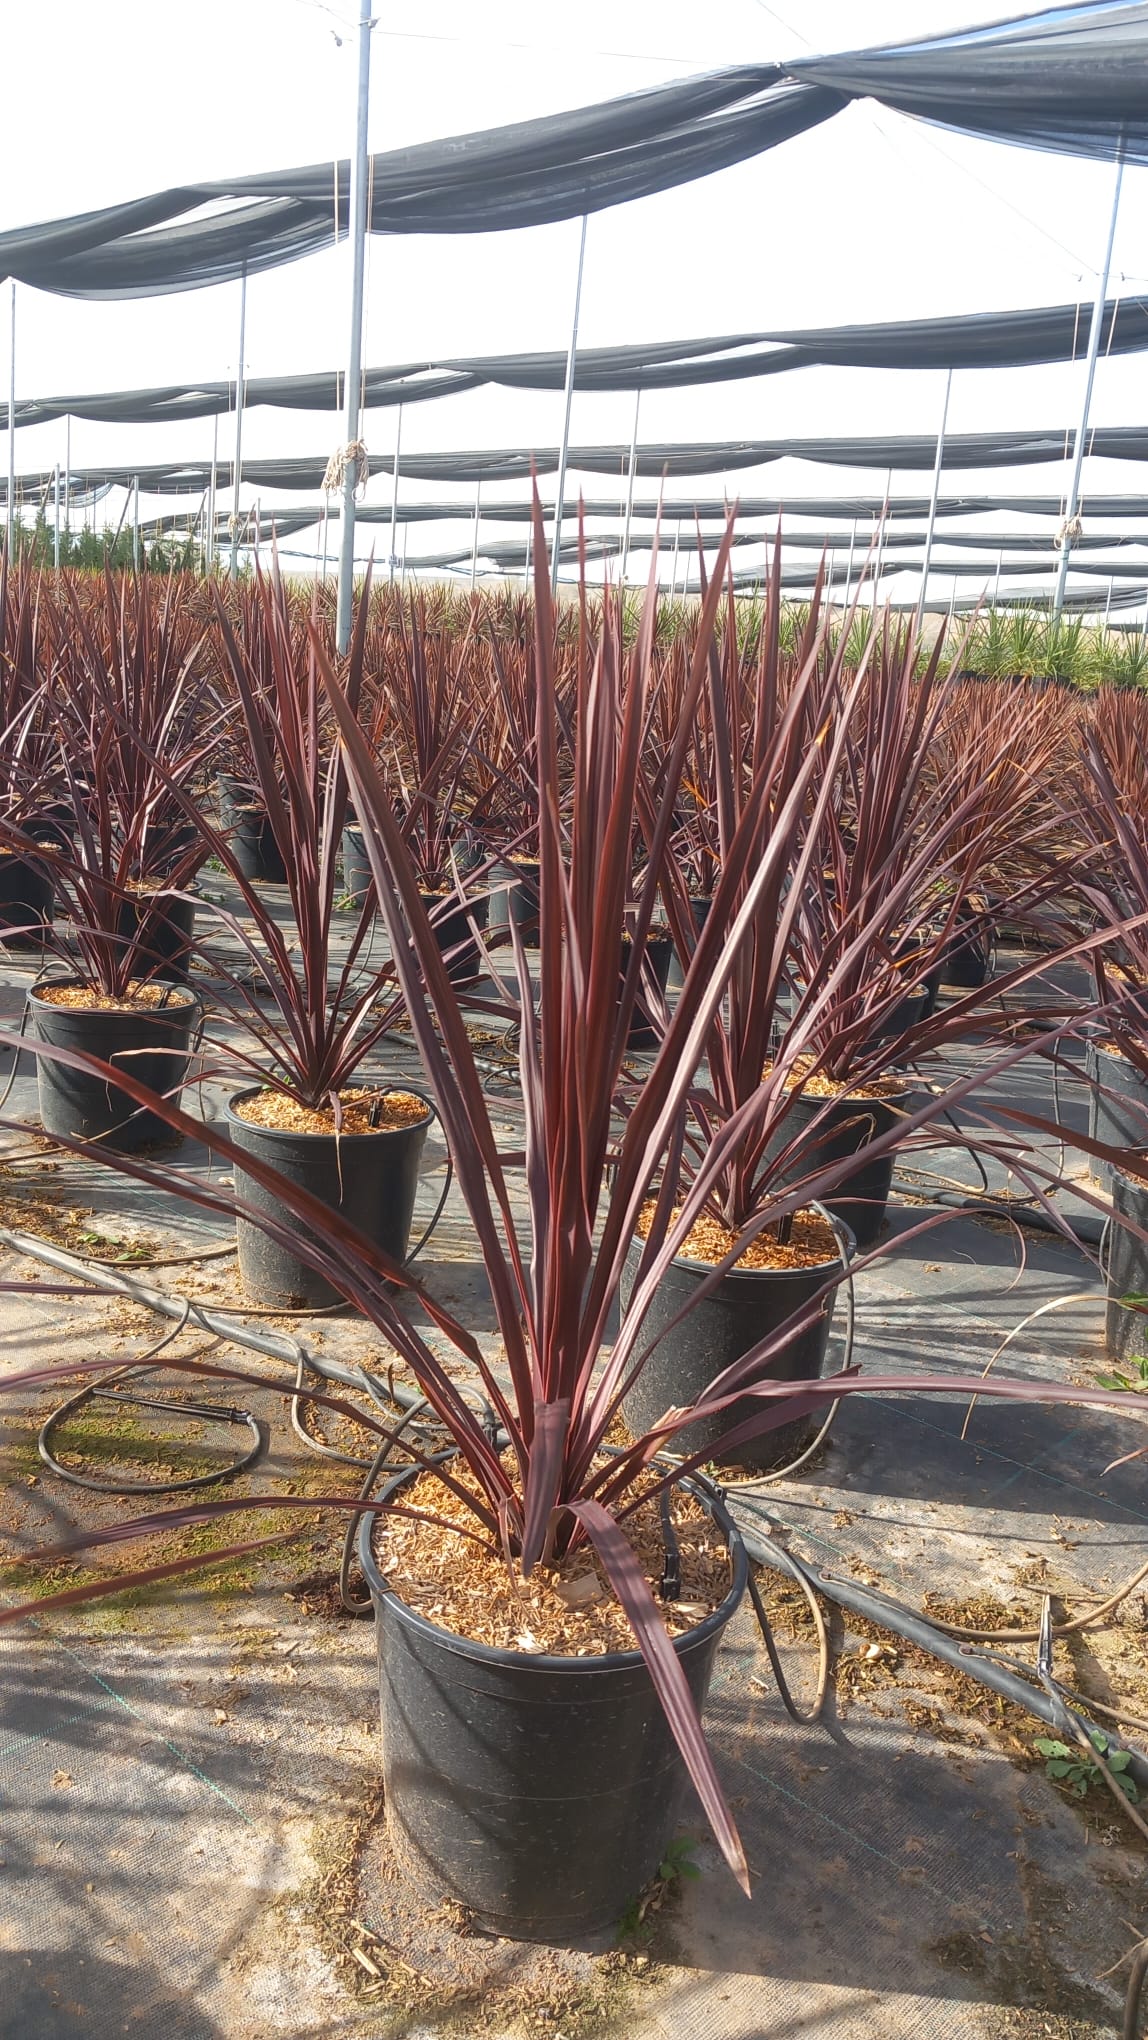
[891,1178,1108,1248]
[732,1515,1148,1795]
[37,1306,264,1496]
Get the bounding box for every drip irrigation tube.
[731,1513,1148,1796]
[891,1178,1107,1248]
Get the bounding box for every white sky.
[4,0,1148,601]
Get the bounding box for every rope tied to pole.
[323,439,370,497]
[1056,513,1083,551]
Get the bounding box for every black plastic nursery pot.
[117,890,197,983]
[760,1087,910,1249]
[420,891,490,988]
[623,931,674,1051]
[357,1475,747,1940]
[217,775,288,885]
[29,981,200,1152]
[1087,1039,1148,1190]
[488,858,540,946]
[619,1228,850,1470]
[0,849,53,948]
[340,826,374,910]
[224,1086,432,1308]
[1104,1166,1148,1362]
[941,902,992,990]
[668,896,713,990]
[871,985,929,1042]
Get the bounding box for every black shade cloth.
[10,294,1148,427]
[3,7,1148,298]
[13,423,1148,501]
[792,1,1148,169]
[0,71,835,298]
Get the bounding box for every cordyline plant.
[637,553,1092,1237]
[0,556,66,831]
[0,568,221,997]
[2,520,1146,1900]
[1073,700,1148,1083]
[158,564,407,1111]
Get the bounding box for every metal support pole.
[320,504,330,582]
[5,283,14,560]
[915,366,953,633]
[254,497,261,571]
[229,268,248,577]
[550,213,588,598]
[207,413,218,575]
[53,464,60,567]
[872,470,892,605]
[64,417,71,550]
[335,0,374,654]
[1105,576,1114,627]
[132,476,140,571]
[1054,148,1125,620]
[388,404,402,584]
[470,479,481,591]
[621,388,641,582]
[993,550,1003,606]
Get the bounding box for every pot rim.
[29,976,200,1016]
[225,1081,434,1143]
[358,1471,747,1675]
[661,1231,856,1280]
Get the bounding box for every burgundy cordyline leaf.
[568,1498,749,1897]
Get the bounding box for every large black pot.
[340,825,374,911]
[0,849,53,948]
[668,895,713,990]
[217,775,287,885]
[420,891,490,988]
[942,902,993,990]
[620,1228,849,1469]
[1086,1040,1148,1188]
[225,1085,432,1308]
[29,981,200,1151]
[1104,1167,1148,1362]
[624,931,674,1051]
[118,890,197,983]
[358,1476,746,1940]
[760,1086,909,1249]
[488,858,540,947]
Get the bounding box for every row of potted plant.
[1,536,1147,1938]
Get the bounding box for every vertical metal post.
[915,366,953,633]
[1105,576,1114,627]
[229,268,248,577]
[132,476,140,571]
[5,283,14,560]
[993,551,1003,606]
[550,213,588,597]
[1054,147,1124,620]
[844,518,857,608]
[335,0,374,653]
[388,404,402,584]
[52,464,60,568]
[64,417,71,551]
[872,470,892,605]
[254,497,261,571]
[207,413,218,574]
[621,388,641,582]
[320,505,330,582]
[470,478,481,590]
